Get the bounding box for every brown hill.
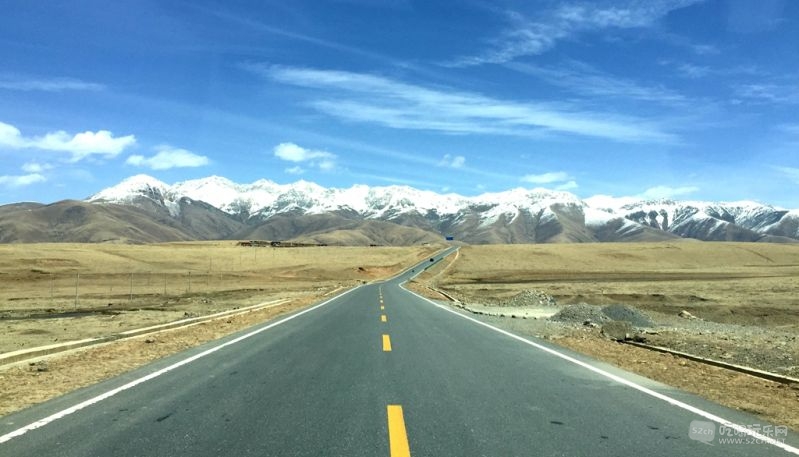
[233,214,444,246]
[0,198,246,244]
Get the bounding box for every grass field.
[435,242,799,328]
[0,242,442,352]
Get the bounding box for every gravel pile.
[601,304,655,328]
[549,304,610,324]
[549,303,655,328]
[496,289,558,307]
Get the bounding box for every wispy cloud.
[639,185,699,199]
[506,60,689,106]
[0,173,46,188]
[438,154,466,169]
[521,171,578,190]
[252,65,674,143]
[0,121,135,161]
[126,146,210,170]
[774,166,799,184]
[448,1,703,66]
[733,82,799,105]
[0,75,105,92]
[273,142,337,171]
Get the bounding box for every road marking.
[381,314,387,323]
[404,287,799,456]
[0,286,361,445]
[380,305,385,311]
[387,405,411,457]
[382,334,392,352]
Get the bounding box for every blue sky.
[1,0,798,206]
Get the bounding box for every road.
[1,248,797,456]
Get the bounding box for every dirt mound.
[497,289,557,307]
[601,304,655,327]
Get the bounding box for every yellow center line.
[387,405,411,457]
[382,334,392,352]
[381,314,387,323]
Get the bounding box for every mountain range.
[1,174,798,245]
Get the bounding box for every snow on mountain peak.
[89,174,170,202]
[86,175,799,242]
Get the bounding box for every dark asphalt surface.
[1,247,797,456]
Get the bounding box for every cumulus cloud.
[0,173,46,188]
[273,142,337,171]
[126,146,210,170]
[521,171,572,184]
[521,171,578,190]
[555,180,579,190]
[438,154,466,168]
[639,185,699,199]
[0,120,135,161]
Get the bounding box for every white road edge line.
[404,286,799,455]
[0,287,359,445]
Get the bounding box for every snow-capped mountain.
[86,174,799,244]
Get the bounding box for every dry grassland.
[437,242,799,328]
[0,242,442,353]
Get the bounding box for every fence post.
[74,272,80,309]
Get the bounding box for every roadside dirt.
[0,295,319,417]
[409,243,799,432]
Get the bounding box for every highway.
[1,248,797,456]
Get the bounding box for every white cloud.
[257,66,674,143]
[0,121,136,161]
[639,185,699,199]
[285,166,305,175]
[555,180,579,191]
[126,146,210,170]
[0,173,46,188]
[438,154,466,168]
[0,76,104,92]
[522,171,578,190]
[273,142,337,171]
[449,1,703,66]
[21,162,53,173]
[522,171,572,184]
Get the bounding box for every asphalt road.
[1,248,798,456]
